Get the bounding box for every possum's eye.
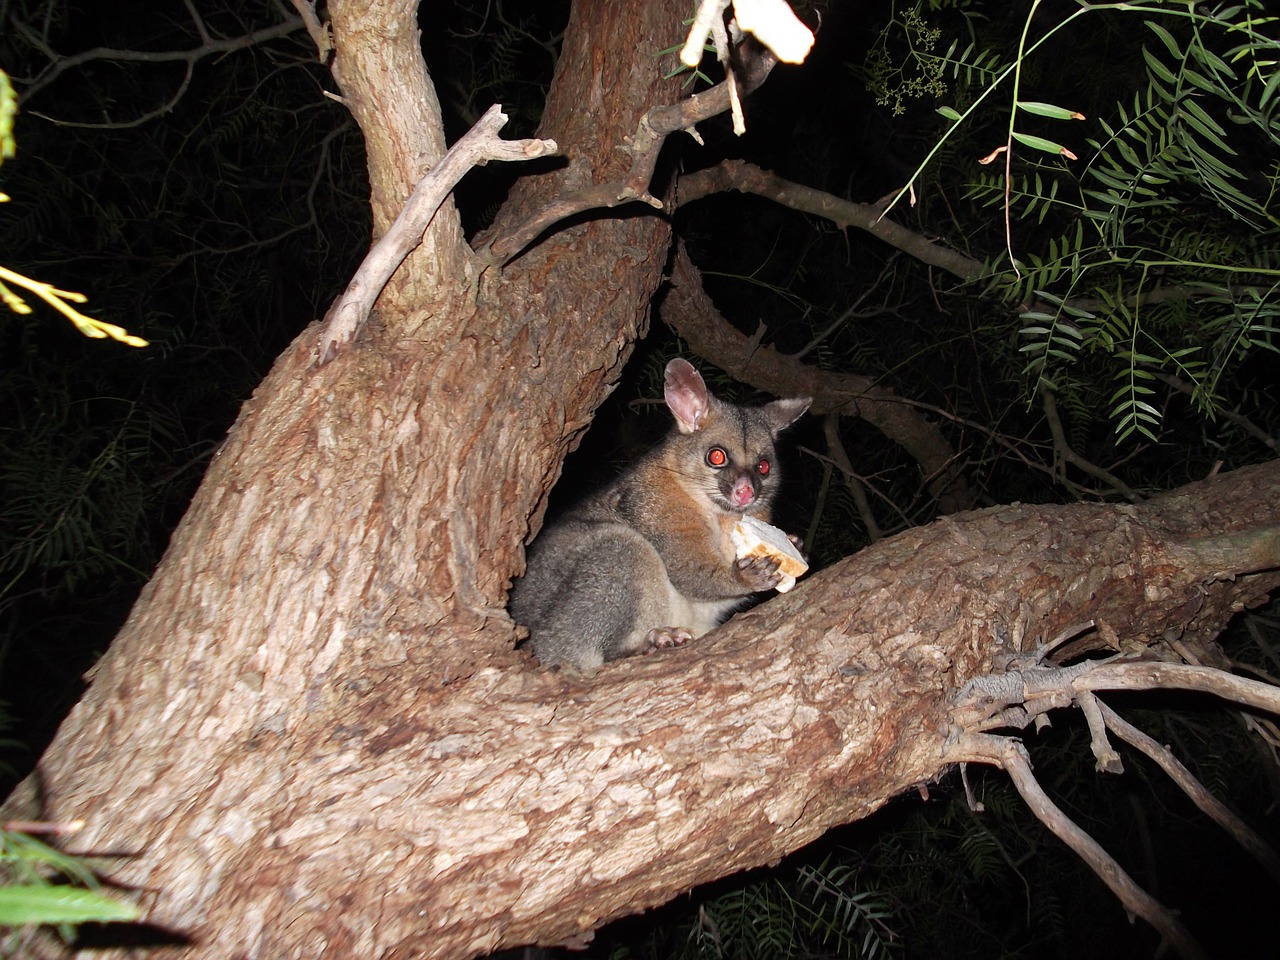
[706,447,728,467]
[757,458,771,476]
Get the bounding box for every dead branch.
[482,45,779,262]
[16,3,304,125]
[1097,700,1280,883]
[946,639,1280,951]
[953,658,1280,731]
[1074,661,1280,713]
[1078,690,1124,774]
[945,732,1209,960]
[315,104,557,364]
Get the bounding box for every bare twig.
[795,254,903,360]
[820,414,882,541]
[316,104,557,364]
[676,160,987,283]
[680,0,733,69]
[1078,691,1123,774]
[17,9,304,123]
[1155,371,1278,453]
[946,732,1209,960]
[1097,701,1280,883]
[1040,386,1142,502]
[681,0,815,69]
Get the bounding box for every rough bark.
[6,2,1279,959]
[14,444,1280,959]
[9,0,689,955]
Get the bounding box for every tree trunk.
[8,2,1280,958]
[11,0,687,954]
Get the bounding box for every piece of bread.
[731,516,809,592]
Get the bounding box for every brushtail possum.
[511,358,811,670]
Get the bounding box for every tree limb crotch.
[315,104,556,364]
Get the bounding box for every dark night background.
[1,2,1277,957]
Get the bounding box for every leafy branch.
[882,0,1280,441]
[0,262,149,348]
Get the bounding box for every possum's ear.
[763,397,811,435]
[664,358,711,435]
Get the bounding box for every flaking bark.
[6,1,1279,957]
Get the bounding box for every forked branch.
[945,732,1208,960]
[1097,700,1280,882]
[481,45,779,262]
[952,657,1280,730]
[946,653,1280,959]
[315,104,557,364]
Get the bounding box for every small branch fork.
[312,12,792,364]
[314,105,557,364]
[944,656,1280,960]
[479,43,780,264]
[16,0,303,128]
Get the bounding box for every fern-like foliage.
[681,858,898,960]
[952,0,1280,441]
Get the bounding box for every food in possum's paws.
[730,516,809,592]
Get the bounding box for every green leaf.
[1011,131,1072,156]
[1145,21,1183,60]
[1017,100,1084,120]
[1259,67,1280,110]
[0,886,139,926]
[1195,45,1235,79]
[1141,47,1177,85]
[2,832,96,888]
[1181,100,1235,153]
[936,105,962,121]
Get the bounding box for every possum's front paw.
[645,626,694,652]
[735,553,786,592]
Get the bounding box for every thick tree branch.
[12,454,1280,957]
[315,104,556,363]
